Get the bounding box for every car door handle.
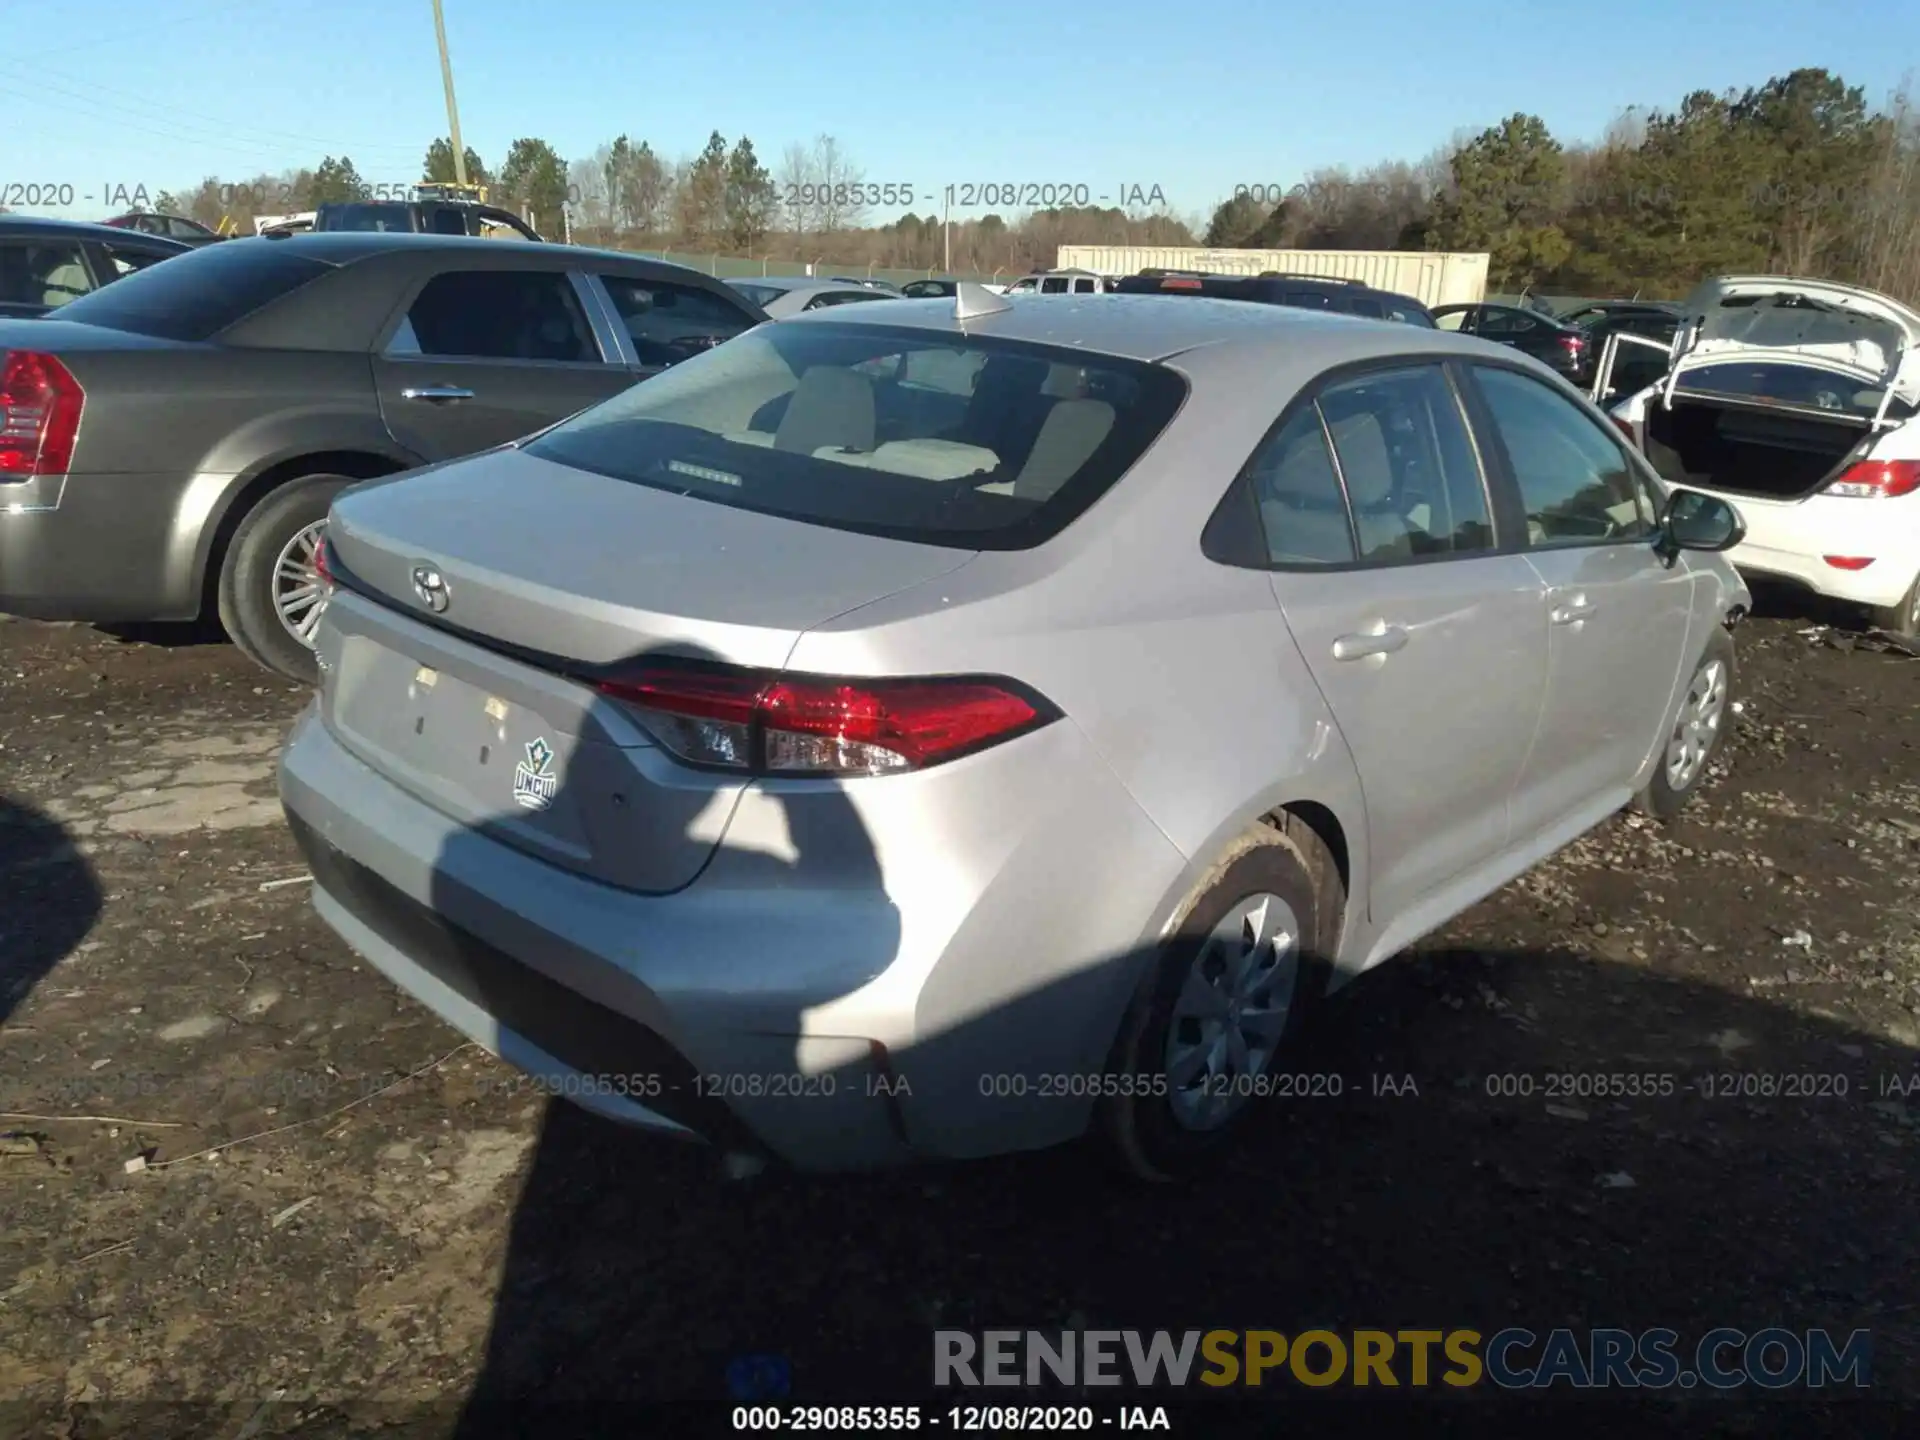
[1331,625,1409,661]
[400,386,474,403]
[1550,596,1597,625]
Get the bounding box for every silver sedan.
[279,288,1751,1177]
[724,275,902,318]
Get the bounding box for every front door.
[373,267,638,460]
[1465,364,1696,838]
[1254,362,1550,920]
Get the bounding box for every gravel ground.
[1,604,1917,1438]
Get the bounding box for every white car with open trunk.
[1607,276,1920,634]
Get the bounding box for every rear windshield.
[1675,361,1891,419]
[48,243,332,341]
[523,321,1188,550]
[320,204,419,232]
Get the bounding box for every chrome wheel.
[1665,657,1727,791]
[1164,892,1301,1132]
[272,519,329,649]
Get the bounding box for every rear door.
[373,266,638,458]
[1257,362,1550,920]
[1464,363,1694,837]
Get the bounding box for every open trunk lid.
[1669,276,1920,415]
[317,446,976,892]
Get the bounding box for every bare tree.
[569,154,612,240]
[811,135,869,233]
[777,142,818,235]
[1854,79,1920,302]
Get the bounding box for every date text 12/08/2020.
[782,182,1167,211]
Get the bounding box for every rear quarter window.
[41,242,332,340]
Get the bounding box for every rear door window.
[1317,366,1495,562]
[397,270,602,363]
[0,241,95,310]
[1040,276,1070,293]
[1479,309,1541,339]
[40,241,329,338]
[598,274,759,368]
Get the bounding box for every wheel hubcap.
[1164,891,1301,1132]
[1664,657,1726,791]
[272,520,330,649]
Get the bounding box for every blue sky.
[10,0,1917,225]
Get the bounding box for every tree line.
[1203,68,1919,301]
[132,67,1918,299]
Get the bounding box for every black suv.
[1112,270,1436,325]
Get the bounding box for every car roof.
[0,214,169,241]
[226,229,717,274]
[781,292,1490,363]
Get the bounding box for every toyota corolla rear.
[277,314,1196,1169]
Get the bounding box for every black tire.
[1634,627,1736,823]
[1101,814,1342,1182]
[1868,573,1920,638]
[216,474,350,683]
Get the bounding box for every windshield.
[320,204,418,232]
[522,321,1187,550]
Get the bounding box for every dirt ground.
[1,597,1917,1439]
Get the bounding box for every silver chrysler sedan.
[277,287,1751,1178]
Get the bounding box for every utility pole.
[431,0,468,187]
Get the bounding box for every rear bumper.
[278,701,1184,1170]
[1716,492,1920,609]
[0,471,202,622]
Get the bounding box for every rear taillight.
[1161,278,1202,290]
[1823,459,1920,499]
[1823,556,1875,570]
[1559,333,1586,353]
[596,664,1057,776]
[0,351,85,478]
[313,533,336,589]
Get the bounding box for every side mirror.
[1659,488,1745,557]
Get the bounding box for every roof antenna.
[954,281,1012,321]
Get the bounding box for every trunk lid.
[317,446,977,892]
[1673,276,1920,401]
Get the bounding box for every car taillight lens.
[1161,278,1202,290]
[313,533,336,588]
[1824,459,1920,499]
[0,351,85,477]
[596,665,1056,776]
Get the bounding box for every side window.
[401,270,600,363]
[599,274,757,368]
[1479,309,1539,339]
[1246,406,1355,566]
[1039,276,1069,294]
[101,244,172,277]
[1473,366,1652,546]
[1317,366,1494,562]
[1279,290,1335,310]
[1341,295,1386,318]
[1073,277,1096,293]
[1433,309,1470,332]
[165,218,204,240]
[0,242,95,309]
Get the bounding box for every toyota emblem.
[411,564,449,613]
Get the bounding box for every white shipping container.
[1055,246,1490,308]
